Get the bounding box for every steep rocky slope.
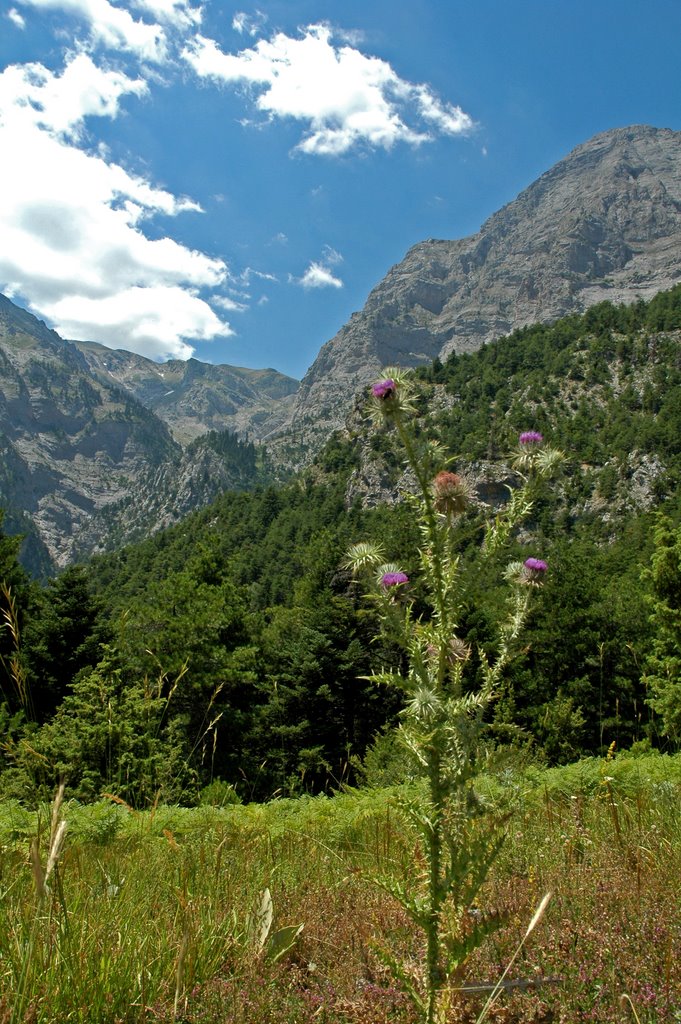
[0,295,180,569]
[274,125,681,461]
[0,297,286,571]
[75,341,298,444]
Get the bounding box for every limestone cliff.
[274,125,681,462]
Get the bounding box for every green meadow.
[2,752,680,1024]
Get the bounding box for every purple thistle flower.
[371,378,397,400]
[519,430,543,445]
[381,571,409,587]
[524,557,548,574]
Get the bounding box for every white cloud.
[16,0,168,61]
[0,55,232,360]
[0,52,148,139]
[182,23,473,155]
[243,267,278,283]
[49,286,228,359]
[130,0,201,30]
[321,244,342,266]
[7,8,26,28]
[298,262,343,289]
[294,245,343,288]
[232,10,266,37]
[213,294,247,312]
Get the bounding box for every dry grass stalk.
[475,891,552,1024]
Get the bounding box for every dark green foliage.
[7,646,196,804]
[418,284,681,504]
[22,565,111,721]
[642,516,681,741]
[186,428,266,487]
[0,512,34,717]
[114,565,261,787]
[253,597,388,796]
[498,526,653,760]
[313,430,360,473]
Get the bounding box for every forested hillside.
[2,288,681,805]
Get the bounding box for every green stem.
[426,747,444,1024]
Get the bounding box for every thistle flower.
[431,470,472,518]
[381,571,409,587]
[371,378,397,400]
[524,557,547,572]
[523,557,548,584]
[512,430,556,474]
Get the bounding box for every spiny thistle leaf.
[267,923,304,964]
[247,887,273,951]
[371,942,426,1012]
[372,873,429,928]
[445,908,510,978]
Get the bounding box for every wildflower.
[381,571,409,587]
[519,430,543,445]
[523,557,548,584]
[524,557,547,572]
[431,470,472,518]
[371,378,397,400]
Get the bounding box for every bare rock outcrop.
[272,125,681,464]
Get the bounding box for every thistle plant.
[345,370,562,1024]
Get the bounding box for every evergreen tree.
[23,565,110,721]
[11,646,196,805]
[643,516,681,742]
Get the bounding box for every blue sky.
[1,0,680,379]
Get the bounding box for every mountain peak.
[272,124,681,463]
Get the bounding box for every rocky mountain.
[74,341,298,444]
[273,125,681,461]
[4,123,681,571]
[0,296,294,572]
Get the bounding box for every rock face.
[276,125,681,459]
[75,341,298,444]
[0,296,297,571]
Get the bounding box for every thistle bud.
[431,471,472,518]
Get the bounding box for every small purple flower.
[522,557,548,586]
[519,430,543,445]
[381,571,409,587]
[524,558,548,572]
[371,378,397,400]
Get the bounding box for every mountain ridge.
[0,298,287,571]
[3,124,681,570]
[73,339,299,445]
[271,125,681,463]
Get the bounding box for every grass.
[1,753,680,1022]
